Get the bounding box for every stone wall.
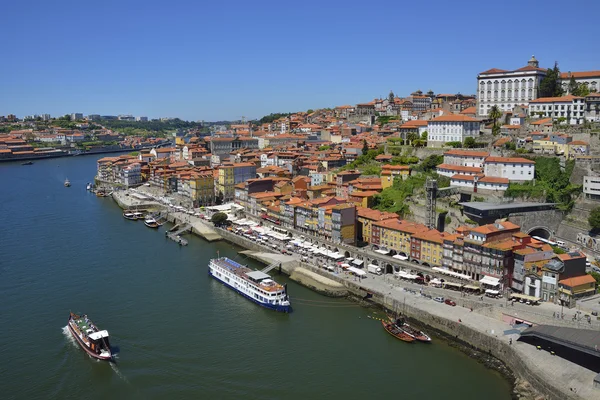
[508,209,565,236]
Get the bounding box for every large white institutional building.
[477,56,546,116]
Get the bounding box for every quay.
[166,224,190,246]
[105,188,597,399]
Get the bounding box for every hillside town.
[36,56,594,312]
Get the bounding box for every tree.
[463,137,476,148]
[318,145,331,151]
[406,132,418,145]
[362,139,369,154]
[589,207,600,231]
[307,109,314,114]
[568,76,578,95]
[539,62,564,97]
[420,131,428,141]
[488,105,502,136]
[572,82,590,97]
[211,212,228,225]
[388,90,395,103]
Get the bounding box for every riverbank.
[106,191,595,400]
[214,227,595,400]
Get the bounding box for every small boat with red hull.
[67,312,112,361]
[381,319,415,343]
[393,317,432,343]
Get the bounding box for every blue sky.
[1,0,599,121]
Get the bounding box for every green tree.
[307,109,314,114]
[504,141,516,151]
[488,105,502,136]
[568,76,578,95]
[318,145,331,151]
[463,137,476,148]
[539,62,564,97]
[211,212,228,225]
[589,207,600,231]
[362,139,369,154]
[407,132,418,145]
[420,131,428,141]
[590,272,600,286]
[551,246,566,254]
[572,83,590,97]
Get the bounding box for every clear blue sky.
[1,0,599,121]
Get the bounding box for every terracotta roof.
[479,176,509,184]
[485,156,534,164]
[444,149,490,157]
[569,141,589,145]
[460,106,477,115]
[559,70,600,79]
[350,190,378,198]
[529,95,583,103]
[451,174,478,182]
[437,164,482,173]
[559,274,596,287]
[430,114,479,123]
[356,207,398,221]
[530,118,552,126]
[479,68,509,74]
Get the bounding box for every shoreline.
[108,193,592,400]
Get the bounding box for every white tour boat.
[208,257,291,312]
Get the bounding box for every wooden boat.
[392,317,431,343]
[96,191,106,197]
[381,319,415,343]
[22,161,34,165]
[144,216,159,228]
[67,312,112,361]
[123,210,137,220]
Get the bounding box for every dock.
[166,223,191,246]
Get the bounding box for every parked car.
[445,299,456,306]
[433,297,444,303]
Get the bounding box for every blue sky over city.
[1,0,599,121]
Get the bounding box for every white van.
[556,240,566,247]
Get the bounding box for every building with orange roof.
[427,114,481,147]
[477,56,547,116]
[529,94,585,125]
[462,221,521,282]
[410,229,445,267]
[356,208,398,244]
[558,274,596,306]
[381,164,410,186]
[371,219,429,257]
[483,156,535,181]
[443,149,489,168]
[347,190,378,208]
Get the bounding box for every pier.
[166,223,191,246]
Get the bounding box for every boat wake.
[62,325,78,349]
[110,362,130,384]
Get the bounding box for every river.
[0,154,512,399]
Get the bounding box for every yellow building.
[558,274,596,306]
[189,171,214,206]
[381,165,410,189]
[217,165,235,201]
[373,219,429,257]
[411,229,444,267]
[356,208,398,244]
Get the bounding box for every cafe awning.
[464,285,481,291]
[480,276,501,287]
[443,282,463,288]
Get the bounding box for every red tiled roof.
[485,156,535,164]
[559,70,600,79]
[437,164,482,173]
[559,274,596,287]
[444,149,490,157]
[530,95,583,103]
[430,114,479,123]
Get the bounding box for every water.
[0,155,512,399]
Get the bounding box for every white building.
[71,113,84,120]
[121,163,141,187]
[528,95,585,125]
[477,56,547,116]
[442,149,489,168]
[427,115,481,146]
[483,156,535,181]
[583,175,600,201]
[450,175,509,192]
[560,71,600,95]
[136,116,148,122]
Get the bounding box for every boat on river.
[22,161,34,165]
[144,216,159,228]
[64,178,71,187]
[392,317,431,343]
[67,312,112,361]
[208,257,291,312]
[123,210,137,220]
[381,319,415,343]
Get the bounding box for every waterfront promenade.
[107,188,599,399]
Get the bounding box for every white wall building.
[442,149,489,168]
[121,163,141,187]
[427,115,480,146]
[528,95,586,125]
[560,71,600,94]
[583,175,600,201]
[477,56,547,116]
[483,156,535,181]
